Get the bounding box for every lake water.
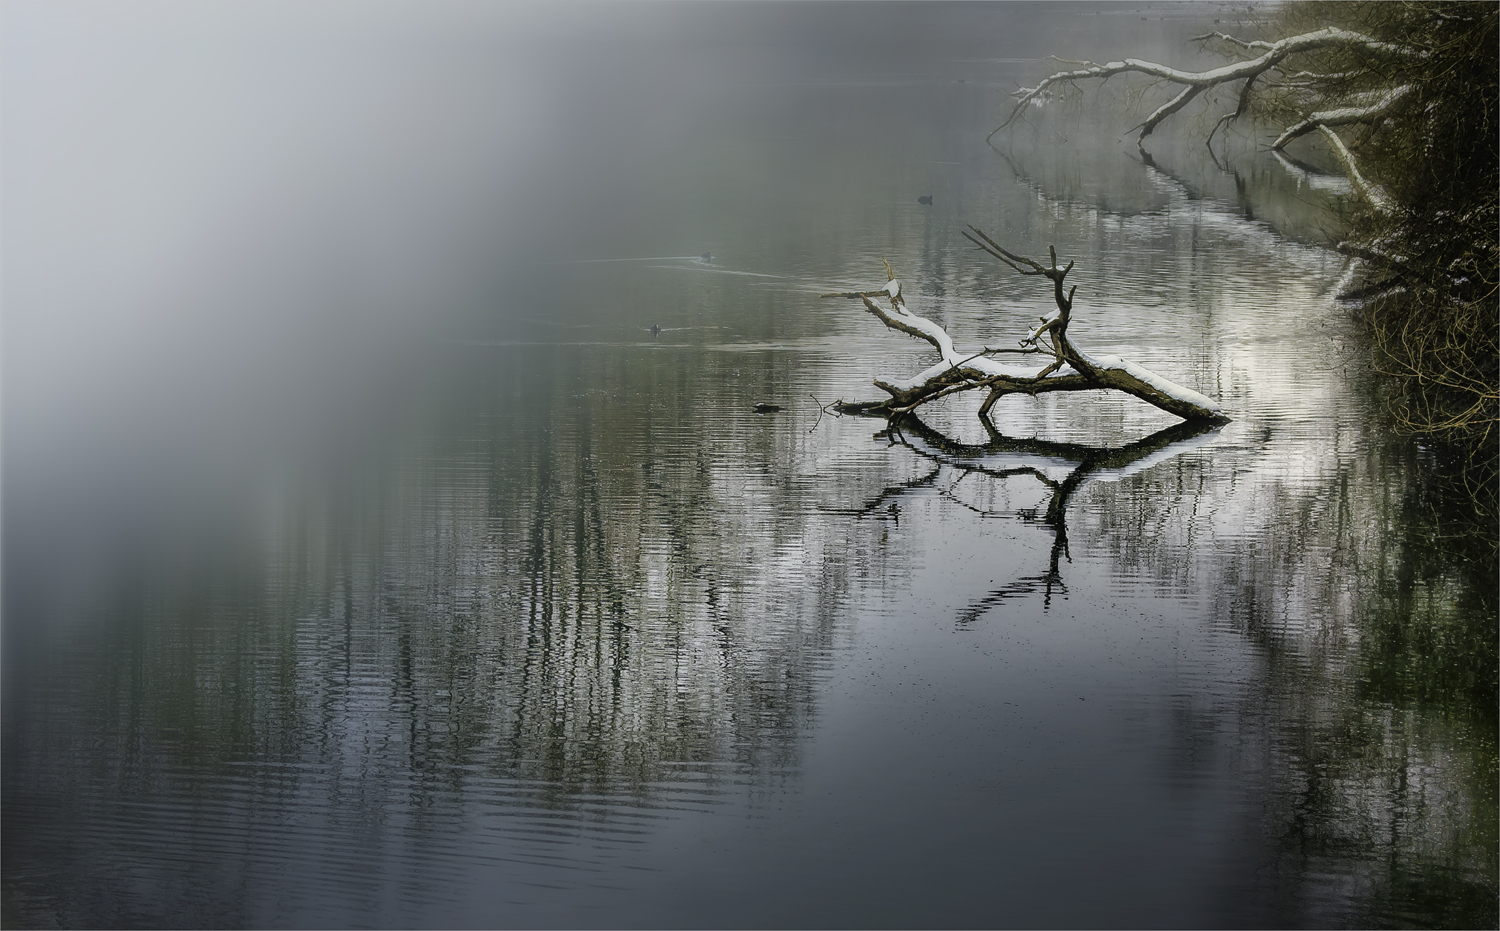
[3,4,1495,928]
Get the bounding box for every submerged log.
[825,233,1229,424]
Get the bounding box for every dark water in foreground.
[4,4,1495,928]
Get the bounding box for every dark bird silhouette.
[917,195,933,205]
[650,324,662,336]
[753,402,782,414]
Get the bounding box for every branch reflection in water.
[849,414,1222,614]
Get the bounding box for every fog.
[0,0,1247,623]
[5,5,880,487]
[7,5,525,482]
[0,4,979,519]
[3,3,1207,490]
[1,1,1232,601]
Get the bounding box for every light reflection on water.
[4,4,1494,929]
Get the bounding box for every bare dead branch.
[1317,124,1394,210]
[829,241,1229,424]
[989,25,1418,150]
[1270,85,1412,149]
[1192,31,1279,53]
[1132,84,1204,146]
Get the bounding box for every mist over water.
[5,3,1494,929]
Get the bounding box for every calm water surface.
[4,4,1495,928]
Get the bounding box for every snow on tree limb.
[1134,84,1205,140]
[1270,85,1412,149]
[826,237,1229,424]
[989,26,1417,210]
[1317,124,1393,211]
[991,27,1408,143]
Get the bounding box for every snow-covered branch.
[990,25,1423,212]
[990,26,1411,146]
[1270,85,1411,149]
[1317,124,1393,211]
[827,236,1228,424]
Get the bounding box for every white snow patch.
[1076,349,1223,415]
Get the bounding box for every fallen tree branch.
[827,233,1229,424]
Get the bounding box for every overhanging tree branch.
[1269,85,1412,149]
[1316,123,1393,211]
[988,4,1496,450]
[988,25,1419,211]
[992,27,1409,139]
